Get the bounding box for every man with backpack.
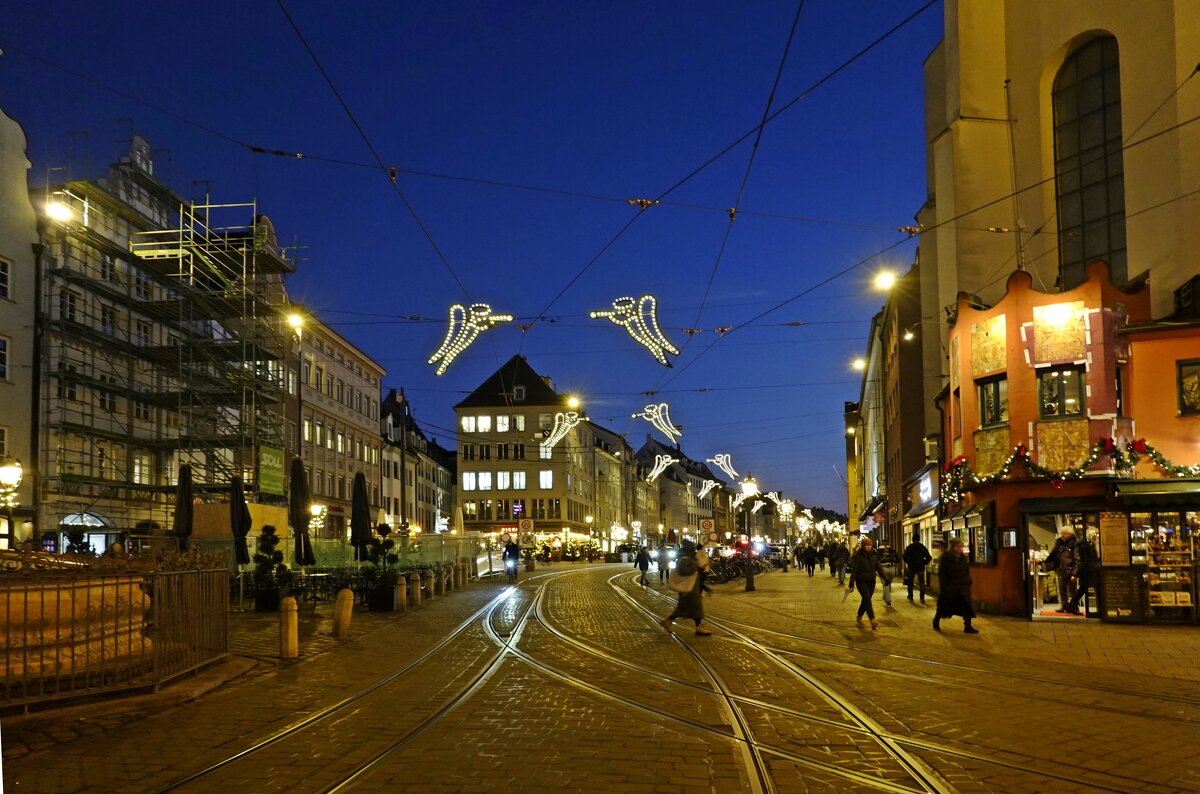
[903,531,933,603]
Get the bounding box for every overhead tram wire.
[526,0,939,328]
[652,96,1200,391]
[273,0,472,302]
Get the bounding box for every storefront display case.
[1131,511,1197,623]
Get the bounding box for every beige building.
[293,309,384,541]
[0,106,38,548]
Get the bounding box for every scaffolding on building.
[37,138,294,544]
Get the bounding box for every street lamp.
[740,474,759,591]
[0,457,24,549]
[287,312,305,458]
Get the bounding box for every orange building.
[939,261,1200,622]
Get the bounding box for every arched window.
[1052,36,1126,289]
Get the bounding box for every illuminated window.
[462,472,477,491]
[1038,367,1086,419]
[461,415,476,433]
[977,377,1009,427]
[539,470,553,489]
[497,471,511,490]
[477,415,492,432]
[496,415,510,432]
[478,472,492,491]
[513,471,527,490]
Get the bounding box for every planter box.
[368,585,397,612]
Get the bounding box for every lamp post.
[0,457,24,550]
[287,312,305,463]
[740,473,759,592]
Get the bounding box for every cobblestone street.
[5,564,1200,793]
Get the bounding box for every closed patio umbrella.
[289,457,315,566]
[230,475,252,566]
[350,471,372,563]
[173,463,194,552]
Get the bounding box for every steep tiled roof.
[455,355,567,409]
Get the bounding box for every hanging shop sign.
[258,446,285,496]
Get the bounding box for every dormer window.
[513,385,526,401]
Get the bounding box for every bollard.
[280,596,299,659]
[424,568,436,598]
[744,557,757,592]
[458,561,467,588]
[332,588,354,639]
[396,581,407,612]
[443,565,453,592]
[408,572,422,607]
[434,567,445,596]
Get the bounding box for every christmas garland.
[940,437,1200,503]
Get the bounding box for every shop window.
[1178,359,1200,416]
[1038,366,1086,419]
[977,376,1008,427]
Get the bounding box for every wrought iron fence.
[0,552,228,711]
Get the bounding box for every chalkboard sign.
[1100,566,1145,624]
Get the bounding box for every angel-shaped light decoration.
[427,303,513,376]
[706,453,738,481]
[540,411,582,452]
[589,294,679,367]
[632,402,681,444]
[763,492,782,507]
[779,499,796,518]
[751,500,766,514]
[697,480,718,500]
[646,454,678,483]
[731,492,750,510]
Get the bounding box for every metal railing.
[0,560,228,711]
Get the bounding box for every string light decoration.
[633,403,681,444]
[751,500,766,514]
[707,454,739,481]
[762,491,781,507]
[697,480,719,500]
[541,411,583,451]
[589,294,679,367]
[940,436,1200,504]
[780,499,796,518]
[646,454,679,483]
[427,303,514,376]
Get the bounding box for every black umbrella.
[350,471,372,563]
[173,463,194,552]
[230,475,252,566]
[289,457,315,566]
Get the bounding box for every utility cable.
[273,0,472,301]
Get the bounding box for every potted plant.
[252,524,292,612]
[364,524,401,611]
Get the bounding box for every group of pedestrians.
[840,531,979,634]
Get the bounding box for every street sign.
[707,531,720,543]
[699,518,714,533]
[501,533,512,543]
[518,518,534,533]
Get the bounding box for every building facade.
[380,388,456,536]
[0,106,39,549]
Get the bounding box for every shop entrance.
[1024,512,1100,620]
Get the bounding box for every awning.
[858,494,885,522]
[906,502,938,519]
[1018,496,1108,514]
[1113,479,1200,509]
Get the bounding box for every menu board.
[1099,512,1129,566]
[1099,566,1145,624]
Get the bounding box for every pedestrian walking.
[933,538,978,633]
[831,540,851,585]
[1067,528,1100,615]
[847,536,888,630]
[825,540,838,577]
[801,544,818,577]
[877,541,900,607]
[1045,527,1081,614]
[634,546,651,586]
[657,543,671,584]
[659,540,712,636]
[695,544,713,595]
[903,531,932,603]
[793,543,804,571]
[817,545,826,572]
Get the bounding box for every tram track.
[621,572,1162,794]
[154,570,566,793]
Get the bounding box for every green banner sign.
[258,446,285,496]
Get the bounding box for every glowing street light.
[852,358,866,371]
[873,271,896,291]
[0,457,23,548]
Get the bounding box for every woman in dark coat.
[934,538,978,633]
[659,540,712,636]
[846,537,888,629]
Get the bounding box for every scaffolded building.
[35,135,293,550]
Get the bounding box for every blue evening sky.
[2,1,944,514]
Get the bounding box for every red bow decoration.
[1101,437,1114,454]
[1015,444,1027,458]
[1050,478,1065,490]
[1132,438,1148,454]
